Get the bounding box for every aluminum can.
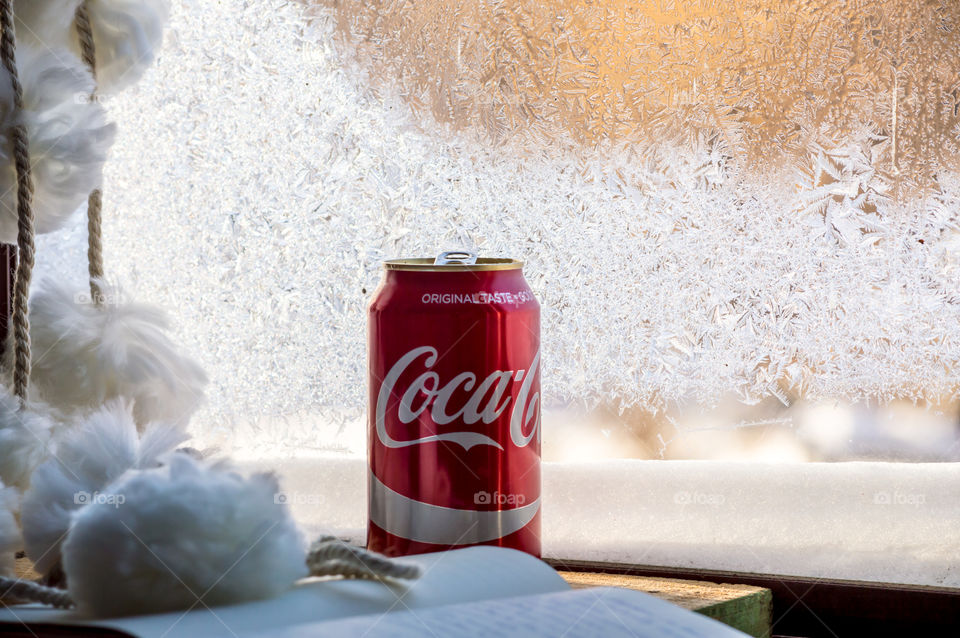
[367,251,541,557]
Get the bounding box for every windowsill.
[238,454,960,589]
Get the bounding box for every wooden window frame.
[548,559,960,637]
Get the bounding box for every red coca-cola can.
[367,251,541,557]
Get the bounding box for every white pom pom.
[62,454,306,617]
[85,0,170,91]
[16,0,169,93]
[20,401,187,576]
[0,44,116,243]
[21,278,208,429]
[0,481,20,576]
[0,385,65,492]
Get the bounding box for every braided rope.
[306,536,422,581]
[0,577,74,609]
[75,3,104,305]
[74,4,97,81]
[0,0,35,404]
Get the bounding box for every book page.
[0,547,569,638]
[258,587,749,637]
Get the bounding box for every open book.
[0,547,747,637]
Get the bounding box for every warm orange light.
[319,0,960,193]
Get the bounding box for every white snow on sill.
[237,455,960,589]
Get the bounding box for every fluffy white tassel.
[0,481,19,576]
[20,278,208,429]
[15,0,169,92]
[20,401,188,576]
[0,385,65,492]
[0,44,116,244]
[62,454,306,617]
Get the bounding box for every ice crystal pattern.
[324,0,960,192]
[37,0,960,447]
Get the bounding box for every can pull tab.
[434,250,478,266]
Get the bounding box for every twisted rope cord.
[0,0,35,404]
[75,3,104,305]
[0,577,74,609]
[307,536,422,581]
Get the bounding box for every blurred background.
[542,399,960,462]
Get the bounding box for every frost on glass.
[324,0,960,193]
[66,0,960,457]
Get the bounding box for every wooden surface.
[14,558,39,581]
[550,558,960,638]
[560,571,772,638]
[0,244,14,345]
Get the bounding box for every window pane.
[38,0,960,465]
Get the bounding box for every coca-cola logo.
[375,346,540,451]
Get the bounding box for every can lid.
[433,250,478,266]
[384,253,523,272]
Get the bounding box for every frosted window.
[38,0,960,460]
